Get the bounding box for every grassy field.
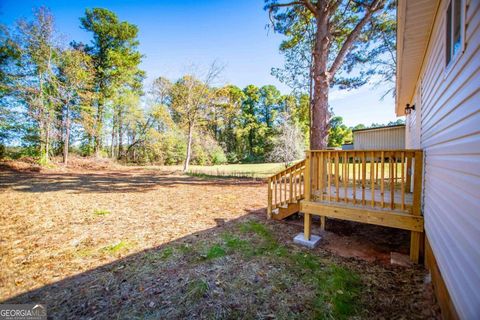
[186,161,405,182]
[186,162,290,178]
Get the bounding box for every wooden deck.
[267,149,425,263]
[312,185,413,211]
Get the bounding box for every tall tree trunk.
[118,111,124,160]
[63,105,70,166]
[45,123,50,162]
[310,4,330,150]
[110,110,116,158]
[94,97,104,157]
[248,128,254,157]
[183,123,193,172]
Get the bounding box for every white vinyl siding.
[405,0,480,318]
[406,87,422,149]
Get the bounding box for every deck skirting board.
[300,201,424,232]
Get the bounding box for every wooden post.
[304,212,312,240]
[410,151,424,263]
[267,177,272,219]
[320,216,326,231]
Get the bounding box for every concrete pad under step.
[293,233,322,249]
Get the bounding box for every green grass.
[93,209,111,216]
[187,162,293,178]
[160,247,174,260]
[314,265,362,319]
[126,219,361,318]
[237,221,361,318]
[186,279,209,301]
[221,234,249,251]
[102,240,132,254]
[203,244,227,260]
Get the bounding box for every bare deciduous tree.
[169,62,224,171]
[268,113,304,167]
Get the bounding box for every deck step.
[272,202,300,220]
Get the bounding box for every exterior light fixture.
[405,104,416,115]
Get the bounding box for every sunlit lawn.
[187,162,292,178]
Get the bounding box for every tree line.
[1,7,310,168]
[1,3,399,169]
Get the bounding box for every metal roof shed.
[353,125,405,150]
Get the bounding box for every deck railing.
[305,150,423,214]
[266,149,424,262]
[267,160,305,218]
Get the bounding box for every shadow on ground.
[2,208,438,319]
[0,167,263,194]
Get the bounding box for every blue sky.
[0,0,402,127]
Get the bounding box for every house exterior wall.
[405,0,480,318]
[406,87,422,149]
[353,126,405,150]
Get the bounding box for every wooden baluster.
[362,151,366,206]
[390,153,395,210]
[335,152,340,202]
[406,154,412,193]
[327,152,331,201]
[301,170,304,196]
[279,174,282,205]
[298,171,301,197]
[343,152,347,202]
[394,154,397,186]
[274,175,277,208]
[298,169,301,198]
[289,168,293,203]
[381,151,385,208]
[357,158,360,182]
[315,152,320,191]
[311,154,316,192]
[293,169,298,201]
[295,170,302,197]
[401,152,405,210]
[371,151,375,207]
[267,177,272,218]
[346,153,350,202]
[319,152,324,201]
[304,151,311,201]
[352,153,356,204]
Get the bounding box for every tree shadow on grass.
[1,209,272,319]
[1,208,432,319]
[0,168,265,194]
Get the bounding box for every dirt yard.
[0,162,440,319]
